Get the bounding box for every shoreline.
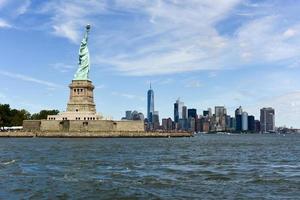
[0,131,193,138]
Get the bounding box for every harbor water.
[0,134,299,199]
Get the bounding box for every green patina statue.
[73,24,91,80]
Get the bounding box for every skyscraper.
[235,106,243,132]
[147,83,154,125]
[260,107,275,133]
[242,112,248,131]
[248,115,255,132]
[188,109,197,119]
[182,106,187,119]
[174,98,184,123]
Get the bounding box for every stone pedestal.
[47,80,102,121]
[67,80,96,113]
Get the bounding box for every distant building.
[203,110,209,117]
[131,111,144,121]
[123,110,144,121]
[125,111,132,120]
[255,120,261,133]
[260,107,275,133]
[236,114,242,132]
[162,118,173,130]
[242,112,248,131]
[147,84,154,126]
[174,99,184,123]
[215,106,227,118]
[188,109,197,119]
[235,106,243,116]
[214,106,227,131]
[235,106,243,132]
[152,111,160,130]
[188,117,196,132]
[248,115,255,132]
[178,119,188,131]
[230,117,236,131]
[182,106,187,120]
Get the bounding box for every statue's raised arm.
[73,24,91,80]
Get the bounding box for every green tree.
[31,110,59,120]
[0,104,11,127]
[10,109,31,126]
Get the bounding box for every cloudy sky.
[0,0,300,127]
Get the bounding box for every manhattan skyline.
[0,1,300,127]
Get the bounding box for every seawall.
[0,131,193,138]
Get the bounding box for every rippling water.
[0,134,299,199]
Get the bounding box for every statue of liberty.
[73,24,91,80]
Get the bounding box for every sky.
[0,0,300,128]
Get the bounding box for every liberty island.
[8,25,192,138]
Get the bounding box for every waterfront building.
[214,106,227,131]
[162,118,173,130]
[208,108,212,117]
[174,99,184,123]
[235,106,243,132]
[178,119,188,130]
[125,111,132,120]
[188,117,196,132]
[255,120,261,133]
[230,117,236,131]
[147,84,154,126]
[242,112,248,131]
[182,106,187,120]
[203,110,209,117]
[248,115,255,132]
[260,107,275,133]
[202,121,210,132]
[215,106,227,117]
[196,118,202,132]
[188,109,197,119]
[152,111,160,130]
[235,106,243,116]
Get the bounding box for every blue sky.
[1,0,300,127]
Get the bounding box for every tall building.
[235,106,243,132]
[152,111,160,130]
[215,106,227,117]
[147,83,154,125]
[188,109,197,119]
[125,111,132,120]
[235,106,243,116]
[255,120,261,133]
[248,115,255,132]
[242,112,248,131]
[174,99,184,123]
[260,107,275,133]
[214,106,227,131]
[182,106,187,119]
[203,110,209,117]
[236,114,242,132]
[162,118,173,130]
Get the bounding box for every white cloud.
[15,0,31,16]
[185,80,203,88]
[0,70,60,88]
[283,28,297,38]
[95,84,105,89]
[111,91,145,101]
[0,18,11,28]
[51,62,74,73]
[41,0,106,43]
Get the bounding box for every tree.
[0,104,11,128]
[10,109,31,126]
[31,110,59,120]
